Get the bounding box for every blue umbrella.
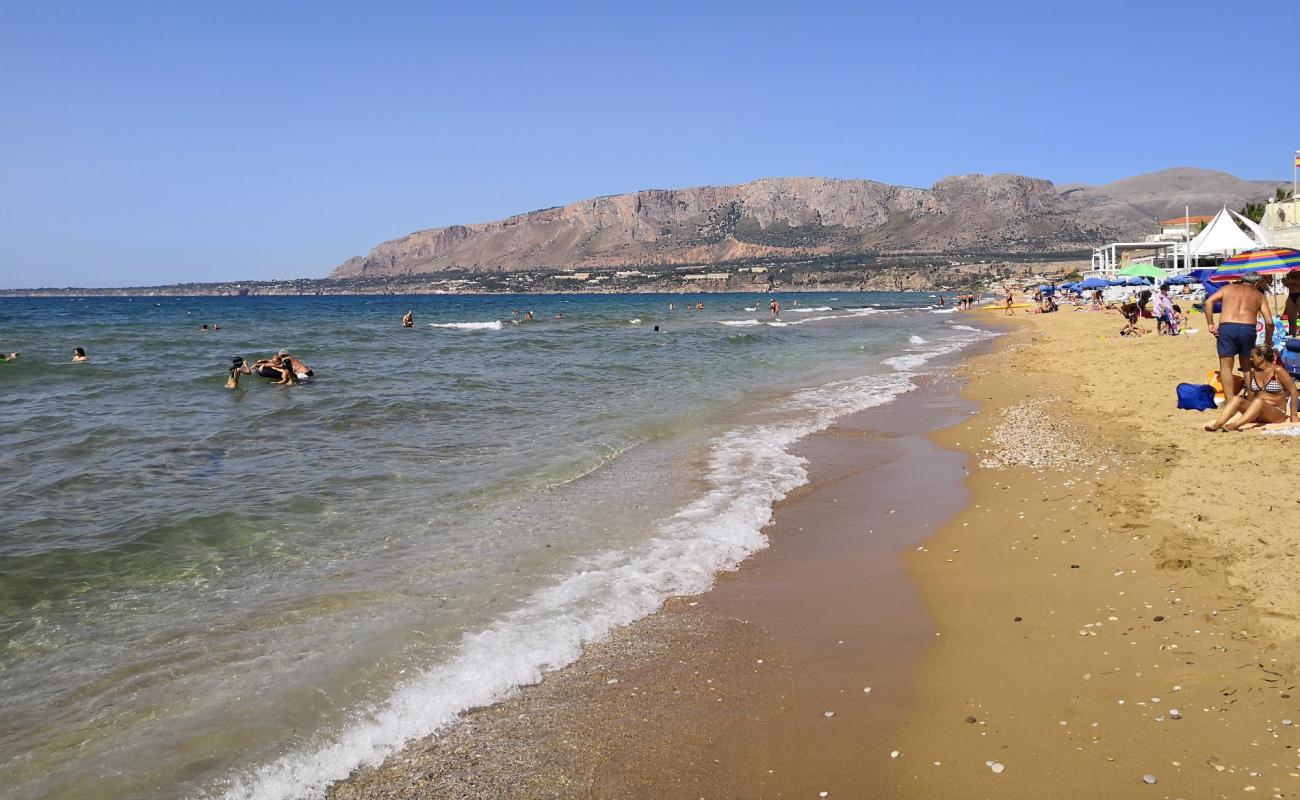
[1124,276,1150,286]
[1107,278,1127,286]
[1079,277,1109,289]
[1164,275,1196,285]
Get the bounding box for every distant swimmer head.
[74,347,86,357]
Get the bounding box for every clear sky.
[1,0,1295,289]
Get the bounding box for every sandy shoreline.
[329,309,1300,799]
[328,359,986,799]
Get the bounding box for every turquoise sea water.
[0,292,993,799]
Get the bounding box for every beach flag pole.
[1293,149,1298,202]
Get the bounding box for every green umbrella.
[1116,263,1168,279]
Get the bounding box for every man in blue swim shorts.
[1204,273,1273,398]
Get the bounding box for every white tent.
[1227,208,1275,247]
[1188,206,1262,257]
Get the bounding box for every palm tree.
[1240,202,1266,223]
[1276,186,1295,202]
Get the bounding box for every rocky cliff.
[331,169,1280,278]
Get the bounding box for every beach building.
[1260,197,1300,247]
[1088,206,1271,277]
[1159,214,1214,236]
[681,272,731,281]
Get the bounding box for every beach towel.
[1176,383,1217,412]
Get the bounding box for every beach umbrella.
[1079,277,1109,289]
[1116,263,1169,279]
[1124,276,1151,286]
[1164,274,1196,285]
[1107,278,1127,286]
[1207,247,1300,282]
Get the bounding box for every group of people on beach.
[1202,273,1297,430]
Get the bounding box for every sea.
[0,292,994,800]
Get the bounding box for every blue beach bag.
[1176,383,1217,411]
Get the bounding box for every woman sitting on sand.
[1205,345,1297,431]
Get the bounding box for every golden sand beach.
[330,306,1300,799]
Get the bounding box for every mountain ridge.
[330,168,1283,279]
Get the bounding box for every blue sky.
[1,0,1295,288]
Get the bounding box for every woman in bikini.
[1205,345,1297,431]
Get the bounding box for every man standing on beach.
[1204,274,1273,397]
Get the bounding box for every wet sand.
[329,366,983,799]
[332,308,1300,799]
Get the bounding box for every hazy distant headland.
[4,167,1280,297]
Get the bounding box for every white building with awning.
[1089,206,1272,277]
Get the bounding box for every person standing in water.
[402,310,414,328]
[1004,289,1014,316]
[226,356,251,389]
[71,347,89,363]
[770,299,780,318]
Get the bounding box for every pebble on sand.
[890,750,900,759]
[986,761,1005,774]
[823,711,835,717]
[1142,774,1157,785]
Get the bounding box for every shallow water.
[0,292,993,799]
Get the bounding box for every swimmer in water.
[523,311,534,320]
[276,350,313,379]
[72,347,89,363]
[402,310,414,328]
[274,363,300,386]
[200,324,209,332]
[226,356,251,389]
[695,303,703,311]
[555,312,564,319]
[1,351,19,363]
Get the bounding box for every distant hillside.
[1058,167,1282,222]
[331,168,1283,279]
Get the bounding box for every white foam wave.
[428,320,504,331]
[790,306,833,313]
[216,369,924,800]
[718,319,761,327]
[628,318,642,325]
[882,327,998,372]
[950,324,983,332]
[743,307,757,312]
[909,335,928,344]
[929,308,957,314]
[765,321,789,327]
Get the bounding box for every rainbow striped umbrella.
[1208,247,1300,282]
